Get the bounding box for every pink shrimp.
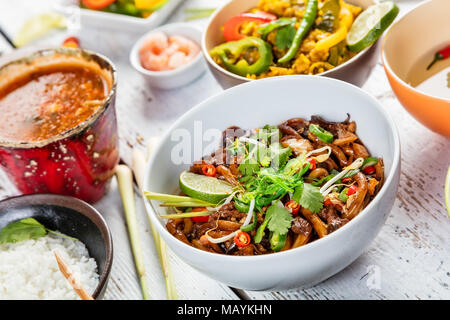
[169,35,200,62]
[139,33,200,72]
[139,32,170,71]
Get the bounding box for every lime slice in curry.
[14,12,67,47]
[346,1,399,52]
[445,166,450,217]
[179,171,233,204]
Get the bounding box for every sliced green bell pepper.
[210,37,273,77]
[270,231,287,251]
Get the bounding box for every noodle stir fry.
[147,116,384,255]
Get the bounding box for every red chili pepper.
[306,158,317,170]
[285,200,300,214]
[324,198,333,207]
[342,177,352,184]
[427,45,450,70]
[346,185,358,196]
[190,207,209,223]
[202,164,216,177]
[62,36,80,49]
[234,231,251,247]
[223,12,277,42]
[363,166,375,175]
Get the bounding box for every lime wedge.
[14,12,67,47]
[445,166,450,217]
[179,171,234,204]
[346,1,399,52]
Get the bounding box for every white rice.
[0,234,99,300]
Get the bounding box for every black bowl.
[0,194,113,299]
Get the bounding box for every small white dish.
[130,22,206,90]
[56,0,184,32]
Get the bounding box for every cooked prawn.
[139,32,200,72]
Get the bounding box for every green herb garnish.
[0,218,77,244]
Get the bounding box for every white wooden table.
[0,0,449,300]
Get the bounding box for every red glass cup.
[0,49,119,203]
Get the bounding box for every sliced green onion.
[309,124,334,143]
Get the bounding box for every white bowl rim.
[144,75,401,261]
[381,0,450,102]
[201,0,374,82]
[130,22,204,77]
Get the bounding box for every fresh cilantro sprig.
[293,183,324,213]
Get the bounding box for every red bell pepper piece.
[190,207,210,223]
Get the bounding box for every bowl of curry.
[202,0,386,89]
[0,48,119,203]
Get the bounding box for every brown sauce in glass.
[0,66,108,143]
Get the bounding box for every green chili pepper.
[362,157,378,169]
[254,216,270,243]
[210,37,273,76]
[269,232,287,251]
[278,0,318,63]
[309,124,334,143]
[240,210,258,232]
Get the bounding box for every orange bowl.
[382,0,450,137]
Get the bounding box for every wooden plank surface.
[1,0,449,300]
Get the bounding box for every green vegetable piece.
[270,232,287,251]
[293,183,324,213]
[316,0,341,32]
[309,124,334,143]
[0,218,47,244]
[210,37,273,76]
[234,200,249,213]
[269,143,292,169]
[254,215,270,244]
[275,24,297,50]
[240,210,258,232]
[239,156,260,176]
[339,188,349,202]
[258,18,296,39]
[278,0,318,63]
[267,204,293,235]
[362,157,378,169]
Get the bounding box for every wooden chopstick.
[54,250,94,301]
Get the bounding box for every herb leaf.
[0,218,47,244]
[266,204,293,235]
[275,24,297,50]
[294,183,324,213]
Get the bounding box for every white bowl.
[143,76,401,291]
[130,23,206,90]
[56,0,184,32]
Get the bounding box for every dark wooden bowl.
[0,194,113,300]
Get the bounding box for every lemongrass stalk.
[133,146,178,300]
[160,202,214,207]
[116,165,150,300]
[145,192,213,205]
[160,211,212,219]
